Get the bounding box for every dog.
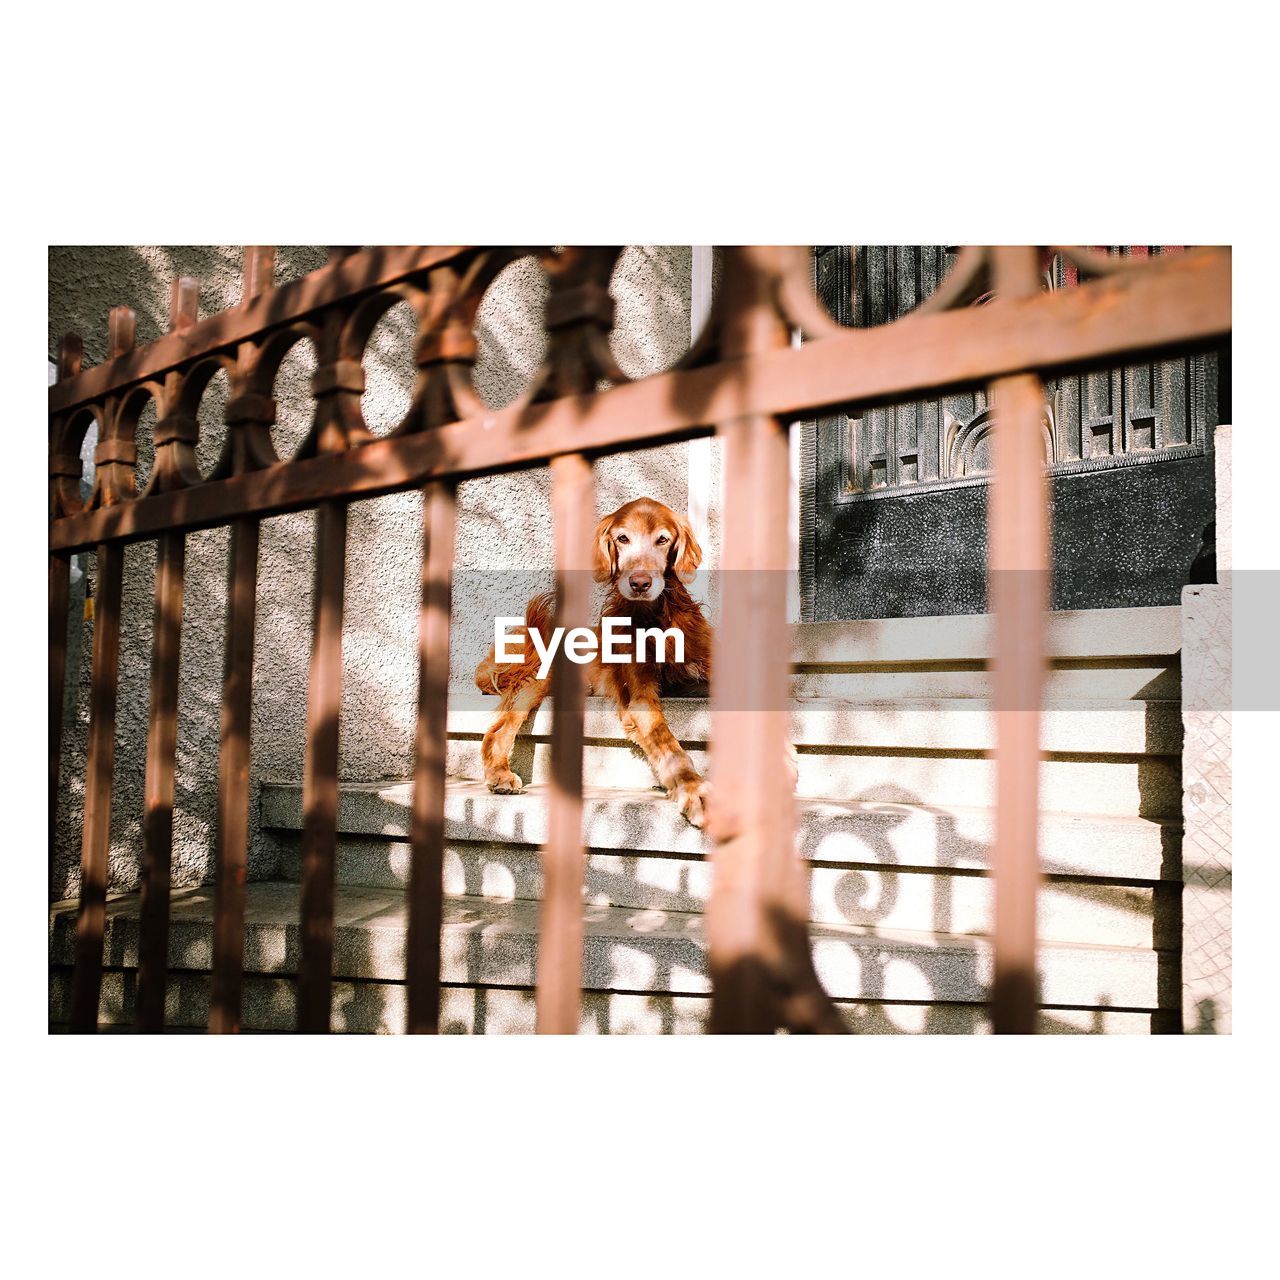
[474,497,713,827]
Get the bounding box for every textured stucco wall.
[49,246,706,900]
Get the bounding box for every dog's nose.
[628,571,653,595]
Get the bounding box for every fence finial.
[242,247,276,303]
[56,333,83,382]
[108,306,136,359]
[169,277,200,334]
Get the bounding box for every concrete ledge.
[790,665,1180,703]
[791,606,1181,667]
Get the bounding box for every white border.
[9,4,1269,1272]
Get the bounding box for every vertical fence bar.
[49,555,70,866]
[706,249,846,1034]
[712,422,844,1033]
[406,481,457,1033]
[296,500,348,1032]
[210,518,259,1032]
[49,335,82,887]
[707,413,793,1033]
[136,278,199,1032]
[535,452,594,1034]
[988,245,1049,1034]
[135,531,185,1030]
[209,248,274,1034]
[68,541,124,1031]
[705,250,796,1034]
[68,309,135,1034]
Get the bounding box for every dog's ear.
[593,513,618,583]
[671,513,703,583]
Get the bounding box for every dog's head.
[593,497,703,602]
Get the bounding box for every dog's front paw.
[486,770,524,795]
[674,778,709,829]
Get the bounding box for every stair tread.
[444,695,1182,755]
[260,778,1180,881]
[47,972,1160,1035]
[49,882,1159,957]
[49,881,1166,1009]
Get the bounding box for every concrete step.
[262,782,1179,947]
[786,605,1181,708]
[449,744,1180,818]
[49,882,1174,1019]
[440,697,1182,818]
[448,696,1183,756]
[281,842,1165,948]
[262,779,1181,881]
[48,968,1158,1035]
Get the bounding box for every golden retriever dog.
[474,497,713,827]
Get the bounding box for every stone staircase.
[48,606,1185,1033]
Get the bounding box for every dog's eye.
[615,533,629,544]
[655,535,669,545]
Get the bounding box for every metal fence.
[48,244,1232,1033]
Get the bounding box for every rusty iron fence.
[48,245,1232,1034]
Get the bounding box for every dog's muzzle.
[620,571,664,602]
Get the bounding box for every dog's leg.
[481,679,548,794]
[620,694,708,828]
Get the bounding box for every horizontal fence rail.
[48,249,1229,556]
[49,244,1231,1034]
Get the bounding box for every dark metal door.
[799,246,1226,621]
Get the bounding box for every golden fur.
[474,497,713,826]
